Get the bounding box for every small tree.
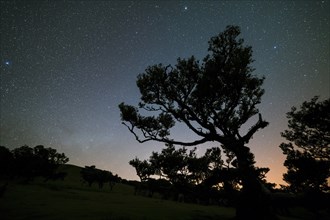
[119,26,271,219]
[157,144,190,184]
[280,96,330,193]
[129,157,154,182]
[80,165,119,189]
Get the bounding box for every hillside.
[0,164,235,220]
[0,164,327,220]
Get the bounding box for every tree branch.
[242,114,269,144]
[122,121,210,146]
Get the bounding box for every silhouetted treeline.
[80,165,121,190]
[128,147,330,216]
[0,145,69,182]
[129,144,274,206]
[126,177,239,206]
[130,144,273,189]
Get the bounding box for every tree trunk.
[234,146,277,220]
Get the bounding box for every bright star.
[184,6,188,10]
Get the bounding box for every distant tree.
[119,25,271,219]
[10,145,69,182]
[129,157,154,182]
[44,172,67,182]
[0,182,8,198]
[131,143,275,206]
[131,145,220,186]
[187,148,210,184]
[12,145,36,181]
[188,147,232,187]
[109,174,121,190]
[204,147,224,171]
[149,151,163,179]
[202,158,271,193]
[97,170,111,188]
[0,146,14,179]
[80,166,96,187]
[33,145,69,178]
[149,144,191,185]
[202,148,240,192]
[280,96,330,193]
[80,165,119,189]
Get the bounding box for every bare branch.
[242,114,268,144]
[122,121,210,146]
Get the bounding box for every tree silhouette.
[187,147,212,184]
[119,25,271,219]
[5,145,69,182]
[33,145,69,178]
[12,145,36,181]
[80,165,120,189]
[280,96,330,193]
[130,143,274,206]
[129,157,154,182]
[0,146,14,179]
[156,145,189,184]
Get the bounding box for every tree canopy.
[119,25,268,153]
[0,145,69,181]
[129,157,155,182]
[129,144,272,193]
[120,25,271,220]
[80,165,120,189]
[280,96,330,192]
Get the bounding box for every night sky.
[0,1,329,186]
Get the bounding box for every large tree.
[119,26,272,219]
[280,96,330,193]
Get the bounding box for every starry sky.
[0,0,329,186]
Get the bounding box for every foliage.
[149,144,191,185]
[119,26,268,149]
[80,165,121,189]
[120,25,271,219]
[119,25,269,174]
[0,146,14,178]
[0,145,69,181]
[129,144,272,195]
[129,158,154,182]
[280,96,330,192]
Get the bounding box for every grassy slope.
[1,164,328,220]
[0,164,235,220]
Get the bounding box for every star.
[0,0,328,187]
